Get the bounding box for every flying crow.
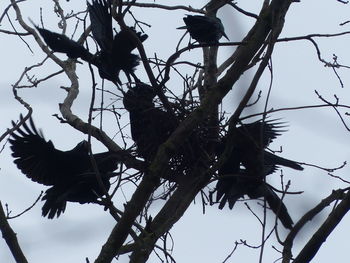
[9,115,119,218]
[88,0,148,84]
[32,0,148,85]
[216,119,303,229]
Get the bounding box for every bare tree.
[1,1,350,263]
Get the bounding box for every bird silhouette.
[123,84,177,161]
[123,84,215,184]
[32,0,147,85]
[32,21,93,61]
[178,15,229,44]
[9,115,119,218]
[216,119,303,229]
[88,0,148,84]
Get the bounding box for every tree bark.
[0,202,28,263]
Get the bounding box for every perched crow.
[178,15,229,44]
[9,115,119,218]
[123,84,213,183]
[88,0,148,83]
[216,120,303,229]
[123,84,177,161]
[33,25,92,60]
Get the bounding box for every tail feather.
[264,151,303,171]
[251,184,294,229]
[265,192,294,229]
[216,177,245,210]
[41,188,67,219]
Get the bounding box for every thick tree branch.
[129,166,211,262]
[0,202,28,263]
[282,189,347,263]
[121,2,204,13]
[94,175,160,263]
[293,189,350,263]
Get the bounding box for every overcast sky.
[1,0,350,262]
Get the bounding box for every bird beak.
[222,32,229,41]
[176,25,187,30]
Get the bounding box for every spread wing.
[88,0,113,52]
[9,115,89,186]
[35,26,89,59]
[237,119,287,149]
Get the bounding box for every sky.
[1,0,350,262]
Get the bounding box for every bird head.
[123,83,156,112]
[73,140,90,153]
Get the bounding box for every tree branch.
[129,166,211,262]
[293,189,350,263]
[94,175,160,263]
[0,202,28,263]
[282,188,347,263]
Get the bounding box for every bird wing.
[41,187,67,218]
[35,27,89,59]
[216,174,243,209]
[92,151,119,175]
[183,16,214,42]
[263,119,288,145]
[184,15,215,28]
[237,119,287,149]
[183,15,228,43]
[88,0,113,52]
[9,115,88,186]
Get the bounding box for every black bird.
[123,84,177,161]
[9,115,119,219]
[216,120,303,229]
[32,0,147,84]
[178,15,229,44]
[33,25,92,60]
[123,84,212,183]
[88,0,148,84]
